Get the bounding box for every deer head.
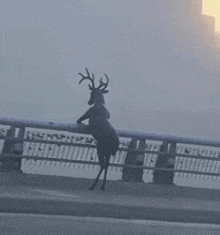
[79,68,109,105]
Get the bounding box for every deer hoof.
[100,186,105,191]
[89,185,95,190]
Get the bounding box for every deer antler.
[98,73,109,90]
[78,68,95,89]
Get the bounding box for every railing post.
[135,138,145,182]
[166,142,176,184]
[13,127,25,172]
[1,126,24,172]
[122,138,137,182]
[153,141,168,184]
[1,126,16,172]
[153,142,176,184]
[122,138,145,182]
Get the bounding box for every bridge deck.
[1,172,220,224]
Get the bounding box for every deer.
[76,68,119,190]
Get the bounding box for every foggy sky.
[1,0,220,140]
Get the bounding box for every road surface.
[1,213,220,235]
[1,174,220,224]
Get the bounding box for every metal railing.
[1,117,220,185]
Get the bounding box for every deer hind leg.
[89,154,105,190]
[100,155,110,191]
[89,166,104,190]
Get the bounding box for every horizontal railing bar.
[174,154,220,162]
[1,154,220,177]
[1,117,220,147]
[0,117,89,134]
[0,136,126,151]
[1,137,220,161]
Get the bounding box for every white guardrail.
[0,117,220,147]
[1,117,220,185]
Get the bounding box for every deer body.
[77,68,119,190]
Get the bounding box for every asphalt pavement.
[1,172,220,224]
[2,213,220,235]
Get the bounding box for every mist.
[1,0,220,140]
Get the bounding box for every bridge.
[1,117,220,225]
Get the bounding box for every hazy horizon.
[1,0,220,141]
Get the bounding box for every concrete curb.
[1,197,220,224]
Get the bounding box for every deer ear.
[88,85,93,90]
[102,90,109,94]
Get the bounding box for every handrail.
[1,117,220,147]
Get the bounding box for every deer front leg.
[76,110,91,124]
[76,115,86,124]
